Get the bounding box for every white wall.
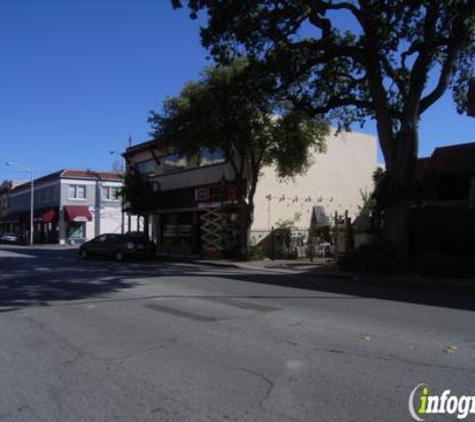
[83,208,143,240]
[99,206,123,234]
[252,129,378,230]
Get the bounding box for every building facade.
[1,170,133,244]
[416,142,475,206]
[412,142,475,258]
[124,141,239,257]
[124,129,378,257]
[0,180,26,235]
[252,130,377,229]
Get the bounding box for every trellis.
[200,209,223,257]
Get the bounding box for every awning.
[2,208,57,224]
[35,208,57,223]
[64,206,92,223]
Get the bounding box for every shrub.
[246,245,267,261]
[338,237,396,273]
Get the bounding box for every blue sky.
[1,1,474,180]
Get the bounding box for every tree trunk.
[239,204,251,258]
[144,214,150,237]
[383,198,410,268]
[382,126,418,269]
[234,176,249,259]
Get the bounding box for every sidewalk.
[164,256,475,291]
[196,258,332,273]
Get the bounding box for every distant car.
[79,233,155,262]
[0,233,21,245]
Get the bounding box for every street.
[0,245,474,422]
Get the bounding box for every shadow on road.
[0,246,191,312]
[220,269,475,312]
[1,245,474,313]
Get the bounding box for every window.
[102,186,120,201]
[69,184,86,200]
[195,187,210,201]
[199,149,226,166]
[164,153,187,173]
[93,235,107,243]
[136,159,158,175]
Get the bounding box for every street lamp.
[5,161,34,245]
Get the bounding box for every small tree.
[149,59,328,256]
[119,169,159,236]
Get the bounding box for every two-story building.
[124,129,378,257]
[3,169,135,244]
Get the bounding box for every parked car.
[79,233,155,262]
[125,231,156,253]
[0,233,21,245]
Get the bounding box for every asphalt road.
[0,245,474,422]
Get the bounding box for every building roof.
[61,170,122,180]
[124,139,158,156]
[11,169,122,193]
[429,142,475,173]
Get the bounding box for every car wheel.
[115,250,124,262]
[81,249,88,260]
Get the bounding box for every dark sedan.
[79,233,155,262]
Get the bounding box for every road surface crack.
[227,366,275,410]
[312,346,473,372]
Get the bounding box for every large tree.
[149,59,328,256]
[172,0,475,266]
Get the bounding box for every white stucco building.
[252,129,378,231]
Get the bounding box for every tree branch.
[404,3,439,120]
[295,95,375,115]
[322,1,362,20]
[420,44,457,114]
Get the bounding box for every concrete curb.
[155,256,475,292]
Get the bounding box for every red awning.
[42,209,56,223]
[5,208,57,223]
[64,206,92,223]
[35,208,57,223]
